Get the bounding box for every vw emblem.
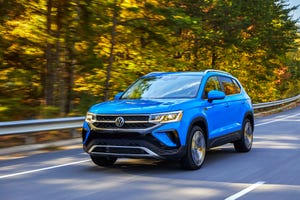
[115,116,125,127]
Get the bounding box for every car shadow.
[85,144,238,174]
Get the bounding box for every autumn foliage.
[0,0,299,121]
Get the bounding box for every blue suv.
[82,70,254,170]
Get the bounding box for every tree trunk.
[104,0,118,101]
[65,46,75,114]
[55,2,65,114]
[45,0,55,106]
[211,47,217,68]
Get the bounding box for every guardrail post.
[71,129,80,138]
[24,135,36,145]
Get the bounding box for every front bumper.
[82,122,185,159]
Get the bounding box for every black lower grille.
[92,146,148,155]
[88,138,180,156]
[83,130,185,159]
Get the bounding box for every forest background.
[0,0,299,121]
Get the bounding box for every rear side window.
[232,79,241,93]
[219,76,241,95]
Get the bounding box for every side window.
[219,76,240,95]
[203,76,222,99]
[232,79,241,94]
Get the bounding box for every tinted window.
[232,79,241,93]
[203,76,222,99]
[219,76,240,95]
[121,75,202,99]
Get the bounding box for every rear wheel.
[181,126,206,170]
[90,155,117,167]
[234,118,253,152]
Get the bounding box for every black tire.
[234,118,253,152]
[181,126,206,170]
[90,155,117,167]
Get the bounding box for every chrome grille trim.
[88,145,161,158]
[95,120,149,123]
[96,114,149,121]
[89,114,159,131]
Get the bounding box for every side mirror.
[114,92,124,100]
[207,90,225,103]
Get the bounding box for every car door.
[218,76,244,133]
[202,76,229,139]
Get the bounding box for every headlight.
[86,112,96,123]
[149,111,183,123]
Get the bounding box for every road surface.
[1,106,300,200]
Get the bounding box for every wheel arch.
[244,111,254,131]
[187,117,208,145]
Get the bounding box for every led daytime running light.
[86,112,96,123]
[150,111,183,123]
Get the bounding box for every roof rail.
[202,69,232,75]
[144,71,165,76]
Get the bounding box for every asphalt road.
[1,106,300,200]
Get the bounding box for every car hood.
[89,99,190,114]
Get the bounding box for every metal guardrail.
[0,117,85,136]
[253,94,300,109]
[0,94,299,136]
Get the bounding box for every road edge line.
[224,181,265,200]
[0,159,90,179]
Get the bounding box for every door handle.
[204,106,213,111]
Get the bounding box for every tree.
[0,0,299,121]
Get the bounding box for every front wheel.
[234,118,253,152]
[90,155,117,167]
[181,126,206,170]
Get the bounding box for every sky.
[288,0,300,21]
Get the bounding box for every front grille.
[92,114,156,130]
[96,116,116,121]
[96,115,149,121]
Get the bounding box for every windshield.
[121,75,202,99]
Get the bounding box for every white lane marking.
[256,113,300,126]
[225,181,265,200]
[281,119,300,122]
[0,159,90,179]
